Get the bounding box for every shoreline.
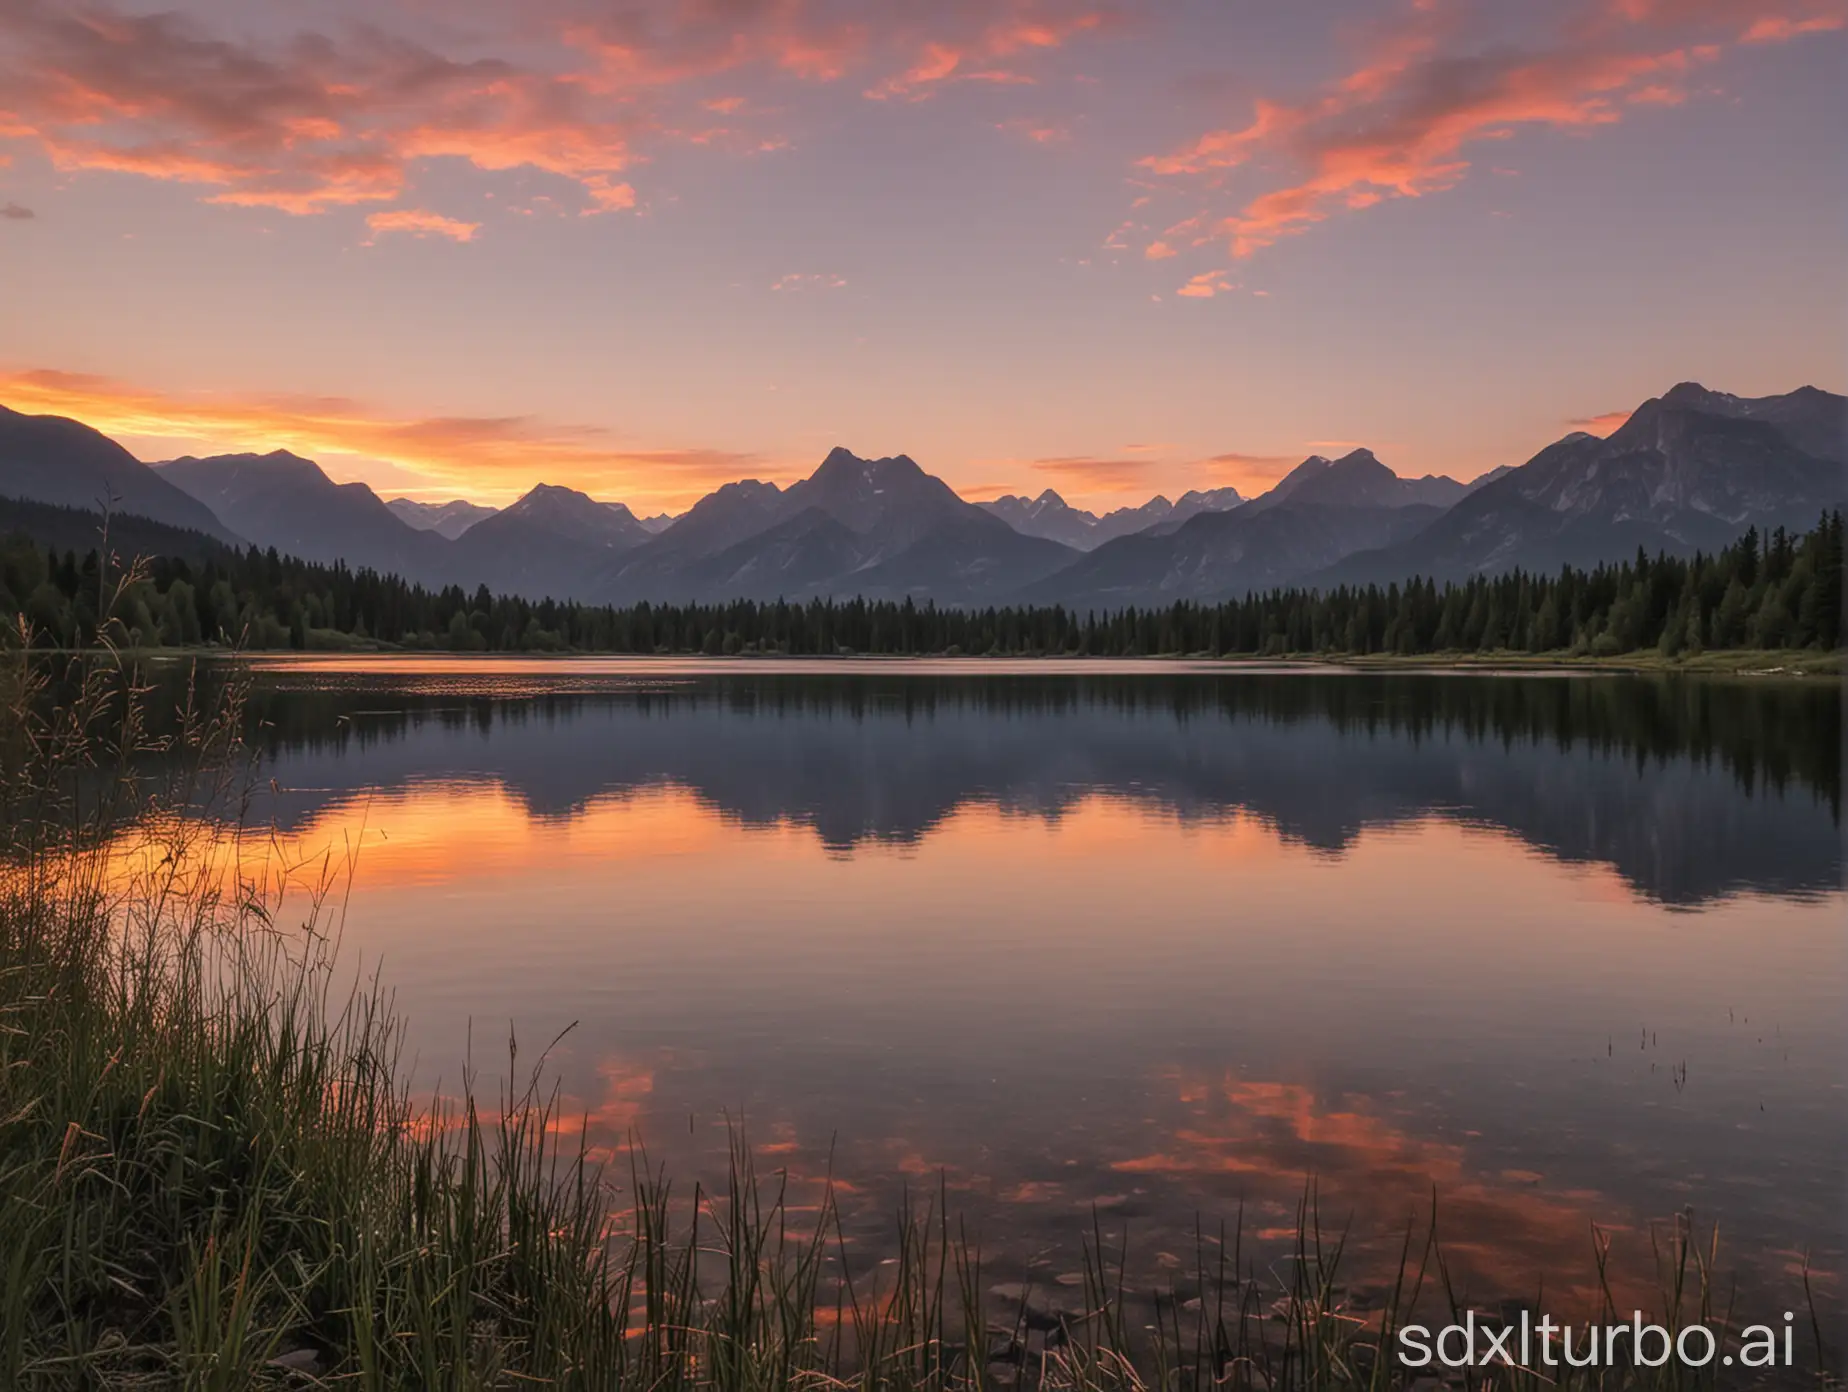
[38,644,1845,678]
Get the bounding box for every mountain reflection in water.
[241,665,1840,905]
[137,660,1845,1319]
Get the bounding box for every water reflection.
[126,660,1848,1319]
[235,667,1841,904]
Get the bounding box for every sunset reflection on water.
[117,661,1847,1320]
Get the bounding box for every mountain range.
[592,448,1078,605]
[1,382,1841,610]
[1318,384,1846,587]
[385,496,678,540]
[0,405,238,542]
[1239,449,1469,516]
[386,497,500,539]
[977,486,1246,550]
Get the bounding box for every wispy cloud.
[1198,450,1303,489]
[0,366,769,509]
[1138,0,1845,260]
[957,481,1027,501]
[0,0,1118,231]
[1031,454,1153,491]
[365,208,479,243]
[1175,269,1236,298]
[1569,408,1633,434]
[863,8,1111,100]
[0,0,646,218]
[770,272,847,291]
[996,117,1071,143]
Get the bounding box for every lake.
[164,657,1847,1327]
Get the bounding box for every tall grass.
[0,637,1834,1388]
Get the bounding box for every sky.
[0,0,1842,513]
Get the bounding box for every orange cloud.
[863,6,1109,99]
[1569,408,1634,435]
[957,481,1026,501]
[557,0,1110,104]
[364,208,479,243]
[0,0,644,219]
[1742,11,1846,38]
[1140,98,1298,177]
[561,5,865,90]
[582,176,638,211]
[1138,0,1845,259]
[1175,268,1235,298]
[1031,455,1154,492]
[984,446,1303,504]
[0,0,1124,228]
[1198,451,1303,490]
[0,366,769,510]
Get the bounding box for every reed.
[0,640,1833,1389]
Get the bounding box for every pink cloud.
[365,208,479,243]
[1742,11,1846,37]
[998,117,1071,143]
[1137,0,1845,259]
[1175,268,1236,298]
[0,0,1120,227]
[770,272,846,291]
[864,6,1110,99]
[0,0,643,217]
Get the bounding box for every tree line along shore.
[2,510,1840,666]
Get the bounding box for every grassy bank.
[0,652,1836,1388]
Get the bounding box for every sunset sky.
[1,0,1842,512]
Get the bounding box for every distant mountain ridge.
[977,490,1097,549]
[1318,383,1846,587]
[0,406,239,542]
[1240,450,1466,516]
[1,381,1840,609]
[448,483,658,599]
[980,485,1245,550]
[156,451,449,580]
[387,497,498,539]
[1002,447,1469,608]
[596,448,1077,604]
[387,494,675,541]
[1016,499,1445,610]
[475,483,653,550]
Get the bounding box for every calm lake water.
[174,658,1848,1323]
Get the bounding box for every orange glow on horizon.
[0,367,779,510]
[2,365,1456,512]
